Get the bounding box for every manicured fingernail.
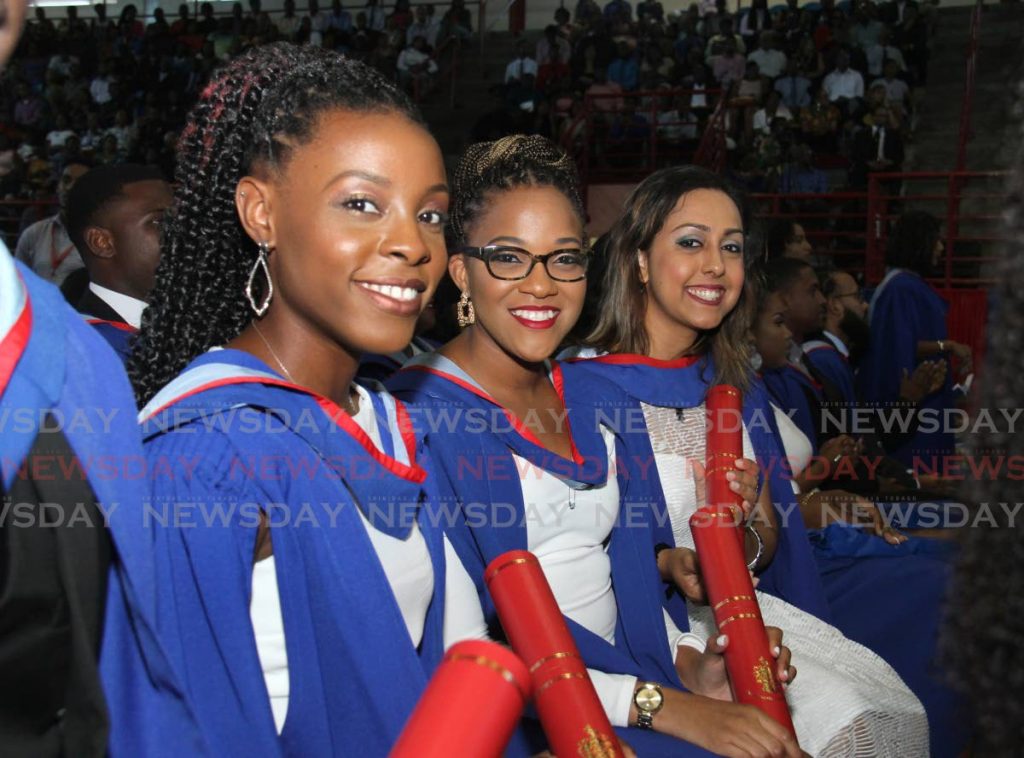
[717,635,728,647]
[730,481,741,491]
[773,646,781,656]
[726,471,736,481]
[781,669,789,680]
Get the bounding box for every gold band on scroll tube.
[713,595,755,612]
[535,671,587,695]
[528,650,581,674]
[716,612,760,630]
[703,465,742,479]
[485,555,537,582]
[705,451,740,464]
[707,387,741,399]
[446,652,530,702]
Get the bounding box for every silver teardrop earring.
[246,241,274,317]
[456,290,476,327]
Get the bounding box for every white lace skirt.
[645,404,930,757]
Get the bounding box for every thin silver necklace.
[251,322,358,415]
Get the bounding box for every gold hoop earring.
[457,290,476,327]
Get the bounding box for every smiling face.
[238,108,449,357]
[449,184,586,365]
[639,188,746,358]
[753,291,792,369]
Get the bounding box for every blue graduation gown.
[567,352,969,756]
[760,363,821,448]
[83,317,135,364]
[1,256,207,756]
[562,353,832,624]
[857,269,956,465]
[138,349,447,757]
[387,353,715,758]
[801,337,856,408]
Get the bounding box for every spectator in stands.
[894,3,929,84]
[873,58,911,117]
[397,35,438,94]
[865,25,907,78]
[14,161,90,285]
[438,0,471,43]
[636,0,664,24]
[606,40,638,91]
[766,217,813,261]
[45,113,76,154]
[850,1,884,50]
[883,0,918,25]
[405,4,436,48]
[775,58,811,110]
[388,0,414,32]
[799,86,842,152]
[850,103,904,187]
[585,67,624,112]
[753,90,793,136]
[748,30,787,79]
[505,39,538,84]
[779,142,829,194]
[738,0,770,47]
[710,36,745,87]
[13,80,47,132]
[197,2,218,34]
[96,133,123,164]
[603,0,633,25]
[170,3,190,35]
[278,0,302,39]
[822,50,863,116]
[575,0,602,26]
[706,16,745,60]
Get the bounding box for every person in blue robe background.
[391,136,801,758]
[857,211,973,466]
[122,44,484,756]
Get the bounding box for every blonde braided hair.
[447,134,584,247]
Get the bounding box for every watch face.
[635,685,663,712]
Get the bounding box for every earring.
[246,241,273,317]
[456,290,475,327]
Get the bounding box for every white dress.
[643,402,930,757]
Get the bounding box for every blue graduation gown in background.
[857,269,956,465]
[83,318,135,364]
[138,350,447,757]
[760,363,821,448]
[802,338,856,408]
[388,353,715,758]
[1,258,207,756]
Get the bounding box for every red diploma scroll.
[692,386,797,736]
[485,550,624,758]
[390,640,531,758]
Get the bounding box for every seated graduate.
[127,43,488,757]
[389,135,803,758]
[564,165,930,756]
[64,163,172,362]
[750,266,971,756]
[762,257,952,499]
[856,210,973,465]
[0,2,204,755]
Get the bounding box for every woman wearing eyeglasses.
[388,136,803,758]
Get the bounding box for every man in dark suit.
[849,104,904,189]
[65,164,171,362]
[881,0,918,25]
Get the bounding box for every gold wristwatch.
[633,681,664,730]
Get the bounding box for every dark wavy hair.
[585,165,756,389]
[128,43,423,405]
[885,209,940,275]
[941,105,1024,752]
[447,134,584,249]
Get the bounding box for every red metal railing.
[955,0,984,171]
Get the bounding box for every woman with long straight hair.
[567,165,932,756]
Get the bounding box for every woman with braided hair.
[388,135,803,757]
[128,43,491,756]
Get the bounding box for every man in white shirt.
[865,27,907,78]
[822,51,864,114]
[747,32,787,79]
[504,39,538,84]
[89,61,114,106]
[14,161,89,285]
[397,36,439,92]
[872,60,911,116]
[65,164,172,354]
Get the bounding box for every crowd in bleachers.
[0,0,474,241]
[488,0,935,191]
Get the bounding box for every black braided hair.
[128,43,423,405]
[447,134,584,249]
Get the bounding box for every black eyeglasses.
[459,245,590,282]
